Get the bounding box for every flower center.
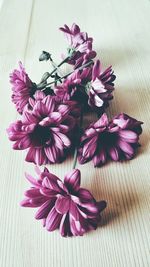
[98,131,118,148]
[71,86,89,105]
[29,83,37,97]
[29,125,51,147]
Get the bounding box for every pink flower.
[60,23,96,68]
[21,167,106,237]
[10,62,36,114]
[88,60,116,111]
[54,67,92,109]
[29,90,81,119]
[78,113,143,167]
[7,95,76,165]
[54,70,82,101]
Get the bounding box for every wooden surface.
[0,0,150,266]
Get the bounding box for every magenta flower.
[7,95,76,165]
[29,90,81,119]
[60,23,96,68]
[10,62,36,114]
[54,67,92,109]
[21,167,106,237]
[54,70,81,101]
[88,60,116,111]
[78,113,143,167]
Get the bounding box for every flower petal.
[26,147,47,165]
[42,95,55,113]
[55,195,70,214]
[34,148,47,166]
[34,90,45,100]
[53,134,64,150]
[64,169,81,191]
[93,147,107,167]
[57,104,70,117]
[92,78,106,93]
[95,95,104,107]
[77,188,94,201]
[24,188,41,198]
[13,136,31,150]
[46,207,62,231]
[50,112,62,123]
[42,177,62,193]
[82,135,97,159]
[118,130,138,143]
[92,60,101,81]
[59,213,72,237]
[25,172,41,187]
[94,113,108,128]
[55,132,71,147]
[39,117,53,126]
[20,199,36,207]
[69,201,80,221]
[108,147,119,161]
[30,196,48,206]
[44,146,59,163]
[118,140,134,156]
[35,198,56,219]
[69,216,84,236]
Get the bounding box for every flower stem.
[42,60,93,90]
[72,107,83,169]
[47,57,70,79]
[72,147,78,169]
[49,57,63,77]
[37,57,70,89]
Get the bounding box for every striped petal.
[64,169,81,191]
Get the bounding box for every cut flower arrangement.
[7,23,143,237]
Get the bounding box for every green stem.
[42,60,93,90]
[37,57,70,88]
[72,106,83,169]
[72,148,78,169]
[49,58,63,77]
[47,57,69,78]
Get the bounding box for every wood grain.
[0,0,150,266]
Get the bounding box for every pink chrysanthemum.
[7,95,76,165]
[60,23,96,68]
[54,70,82,101]
[54,68,93,109]
[78,113,143,167]
[88,60,116,112]
[27,90,81,119]
[21,167,106,237]
[10,62,36,114]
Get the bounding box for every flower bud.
[39,51,51,61]
[41,72,50,82]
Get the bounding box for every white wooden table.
[0,0,150,266]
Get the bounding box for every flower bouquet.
[7,23,143,237]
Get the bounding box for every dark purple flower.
[60,23,96,68]
[7,95,76,165]
[10,62,36,114]
[88,60,116,111]
[21,167,106,237]
[78,113,143,167]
